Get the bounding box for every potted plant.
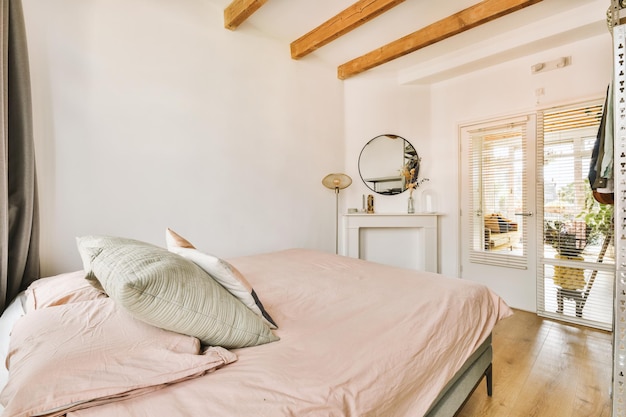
[577,187,613,248]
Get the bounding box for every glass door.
[460,115,537,312]
[538,101,613,330]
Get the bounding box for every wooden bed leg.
[485,364,493,397]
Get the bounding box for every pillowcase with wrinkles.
[0,298,237,417]
[76,235,279,349]
[24,270,106,313]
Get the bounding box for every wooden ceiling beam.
[224,0,268,30]
[291,0,406,59]
[337,0,543,80]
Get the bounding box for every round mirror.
[358,134,419,195]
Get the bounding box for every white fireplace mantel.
[341,213,441,273]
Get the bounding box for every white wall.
[22,0,345,276]
[20,0,613,294]
[343,75,432,214]
[431,33,612,282]
[342,32,612,303]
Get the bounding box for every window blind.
[467,120,528,269]
[537,100,612,330]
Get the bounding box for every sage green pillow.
[76,235,279,349]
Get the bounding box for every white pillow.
[166,228,277,329]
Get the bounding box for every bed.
[0,231,512,417]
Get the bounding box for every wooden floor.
[456,309,613,417]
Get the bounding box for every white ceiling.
[208,0,610,83]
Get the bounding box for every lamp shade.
[322,173,352,190]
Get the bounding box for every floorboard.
[455,309,612,417]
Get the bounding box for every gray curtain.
[0,0,39,312]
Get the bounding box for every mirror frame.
[358,134,419,195]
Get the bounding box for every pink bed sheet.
[0,297,236,417]
[63,249,512,417]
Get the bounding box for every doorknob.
[515,212,533,217]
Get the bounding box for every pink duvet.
[5,249,512,417]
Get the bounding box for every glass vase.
[407,195,415,214]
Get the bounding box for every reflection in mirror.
[358,134,418,195]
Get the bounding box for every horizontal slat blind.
[468,120,528,269]
[537,100,612,330]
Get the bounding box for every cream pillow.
[76,235,279,348]
[166,228,277,329]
